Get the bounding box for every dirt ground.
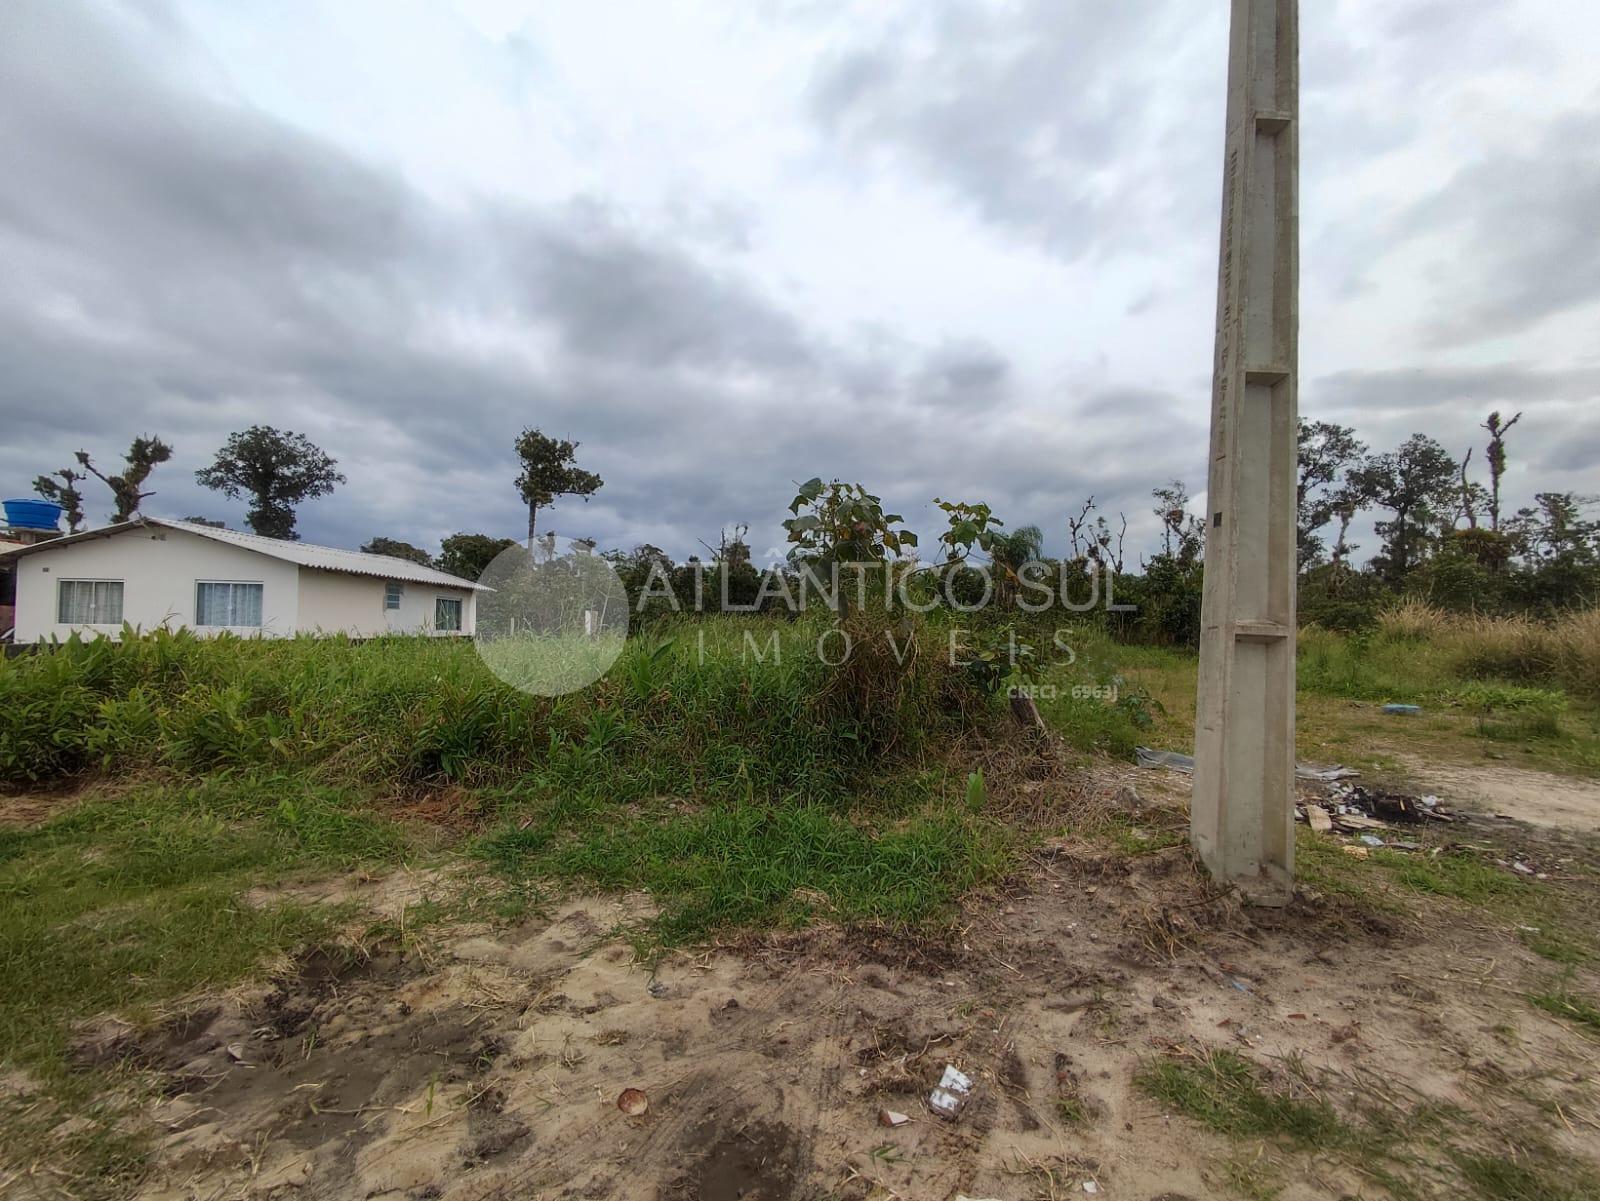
[23,763,1596,1201]
[1394,753,1600,832]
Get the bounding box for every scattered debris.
[1137,747,1359,781]
[1342,845,1369,860]
[617,1088,649,1116]
[225,1043,249,1064]
[1083,1181,1101,1195]
[1382,703,1422,716]
[877,1108,910,1128]
[1298,782,1461,850]
[928,1064,974,1120]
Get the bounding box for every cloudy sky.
[2,0,1597,565]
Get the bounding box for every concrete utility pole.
[1192,0,1299,901]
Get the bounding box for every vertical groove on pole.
[1192,0,1299,901]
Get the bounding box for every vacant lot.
[3,617,1599,1200]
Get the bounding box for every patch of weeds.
[1137,1050,1345,1144]
[1381,848,1525,904]
[1520,926,1592,966]
[0,776,419,1198]
[1100,813,1187,858]
[477,795,1010,949]
[1141,1048,1600,1201]
[1217,1150,1283,1201]
[1527,978,1600,1036]
[1451,1139,1600,1201]
[1292,829,1404,912]
[0,1090,151,1201]
[1053,1093,1088,1125]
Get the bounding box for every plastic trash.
[1382,703,1422,715]
[1137,746,1359,781]
[929,1064,974,1120]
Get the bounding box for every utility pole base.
[1192,0,1300,900]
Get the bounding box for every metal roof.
[0,516,490,590]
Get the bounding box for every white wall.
[296,568,476,637]
[13,527,300,641]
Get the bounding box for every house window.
[384,581,404,611]
[435,597,463,631]
[196,581,264,627]
[58,580,124,625]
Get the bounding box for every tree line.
[30,412,1595,625]
[30,424,604,580]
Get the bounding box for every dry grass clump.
[1377,601,1600,700]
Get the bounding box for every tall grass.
[1376,602,1600,700]
[0,614,977,794]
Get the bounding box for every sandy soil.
[1393,753,1600,832]
[34,772,1591,1201]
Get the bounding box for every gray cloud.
[1311,363,1600,415]
[5,0,1171,563]
[1400,109,1600,344]
[2,0,1594,573]
[805,1,1223,258]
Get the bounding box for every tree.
[513,428,602,548]
[1453,448,1489,532]
[1481,410,1522,532]
[438,532,517,581]
[987,522,1044,608]
[362,536,434,566]
[195,426,345,540]
[32,467,88,533]
[1506,493,1599,568]
[1151,480,1204,567]
[1353,434,1459,585]
[1066,496,1127,573]
[1296,420,1366,568]
[75,435,173,522]
[1326,478,1371,568]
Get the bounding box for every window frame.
[434,595,463,632]
[194,580,265,629]
[384,581,404,612]
[57,579,125,626]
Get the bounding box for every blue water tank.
[3,498,63,531]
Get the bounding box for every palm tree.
[989,524,1044,606]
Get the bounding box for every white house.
[1,517,485,642]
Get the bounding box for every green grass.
[0,775,426,1200]
[1138,1050,1346,1144]
[1031,619,1600,778]
[1140,1048,1600,1201]
[1527,979,1600,1036]
[478,793,1009,949]
[0,776,414,1077]
[1294,832,1598,967]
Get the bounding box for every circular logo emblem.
[473,541,630,696]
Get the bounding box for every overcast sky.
[2,0,1597,565]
